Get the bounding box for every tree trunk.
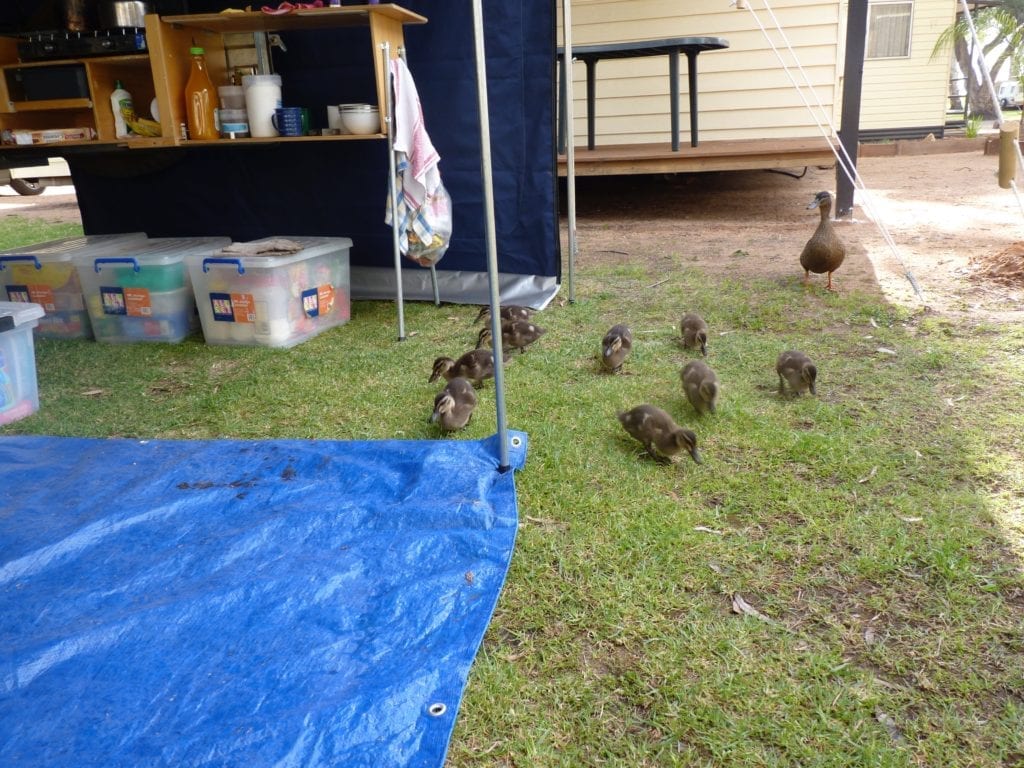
[957,36,998,117]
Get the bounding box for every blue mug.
[271,106,304,137]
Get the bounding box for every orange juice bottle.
[185,46,218,140]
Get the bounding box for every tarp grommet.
[428,702,447,717]
[510,436,522,448]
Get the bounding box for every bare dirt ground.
[566,149,1024,320]
[5,151,1023,320]
[0,186,83,226]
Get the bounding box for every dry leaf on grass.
[79,389,105,397]
[875,710,905,744]
[731,593,772,622]
[694,525,723,535]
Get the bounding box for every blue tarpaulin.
[0,431,525,767]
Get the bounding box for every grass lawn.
[3,216,1024,766]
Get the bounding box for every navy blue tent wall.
[64,1,560,289]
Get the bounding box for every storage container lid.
[2,233,148,264]
[194,236,353,270]
[0,300,45,331]
[72,236,231,267]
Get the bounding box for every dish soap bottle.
[110,80,134,139]
[185,46,219,141]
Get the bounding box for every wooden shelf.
[9,98,93,112]
[1,5,423,151]
[163,4,426,34]
[7,54,151,69]
[187,133,386,145]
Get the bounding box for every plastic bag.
[404,182,452,267]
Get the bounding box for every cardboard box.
[2,127,97,145]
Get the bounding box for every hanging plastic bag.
[405,182,452,266]
[386,171,453,267]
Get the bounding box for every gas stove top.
[17,28,147,62]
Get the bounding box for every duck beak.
[806,200,819,210]
[689,447,704,464]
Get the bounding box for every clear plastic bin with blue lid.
[0,300,45,426]
[73,236,230,343]
[185,236,352,348]
[0,233,147,339]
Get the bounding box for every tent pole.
[383,42,407,341]
[562,0,578,303]
[471,0,510,471]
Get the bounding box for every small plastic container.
[0,233,148,339]
[243,74,283,138]
[0,300,45,425]
[74,237,230,343]
[218,84,245,109]
[219,108,249,138]
[186,236,352,348]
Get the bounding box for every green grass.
[3,221,1024,767]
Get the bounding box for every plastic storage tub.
[75,237,230,343]
[186,236,351,348]
[0,301,45,425]
[0,233,148,339]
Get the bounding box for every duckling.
[800,190,846,292]
[681,359,719,415]
[680,312,708,356]
[430,376,478,432]
[476,320,547,354]
[474,304,534,325]
[617,404,703,465]
[601,324,633,373]
[429,348,498,388]
[776,350,817,396]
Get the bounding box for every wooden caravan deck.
[557,137,837,176]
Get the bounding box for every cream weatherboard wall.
[557,0,954,147]
[857,0,956,134]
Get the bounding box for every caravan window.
[867,1,913,59]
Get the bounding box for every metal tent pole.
[471,0,510,471]
[562,0,578,303]
[383,41,407,341]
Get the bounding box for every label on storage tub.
[5,284,57,312]
[100,286,152,316]
[209,293,255,323]
[301,285,335,318]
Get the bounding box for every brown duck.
[474,304,534,325]
[680,312,708,357]
[429,348,498,388]
[776,350,817,396]
[601,324,633,373]
[800,190,846,292]
[681,359,719,415]
[430,376,478,432]
[617,404,703,465]
[476,320,546,354]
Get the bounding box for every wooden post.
[998,120,1019,189]
[836,0,868,218]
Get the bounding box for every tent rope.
[741,0,927,301]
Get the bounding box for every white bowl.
[340,106,380,135]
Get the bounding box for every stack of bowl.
[339,104,380,135]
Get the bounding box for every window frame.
[866,0,914,61]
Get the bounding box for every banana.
[126,118,163,138]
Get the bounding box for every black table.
[557,36,729,152]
